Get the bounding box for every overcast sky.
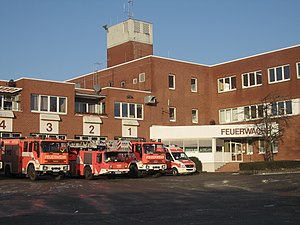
[1,0,299,81]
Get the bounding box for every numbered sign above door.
[122,119,139,138]
[83,116,102,136]
[40,114,60,134]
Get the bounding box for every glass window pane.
[50,96,57,112]
[137,104,143,119]
[219,110,225,123]
[278,102,285,115]
[114,102,120,117]
[218,79,224,91]
[256,71,262,84]
[191,78,197,92]
[122,103,128,118]
[243,74,248,87]
[40,96,48,111]
[249,73,255,86]
[251,106,257,119]
[297,63,300,78]
[232,108,238,121]
[286,100,292,114]
[88,104,96,114]
[258,105,264,118]
[284,65,290,80]
[271,102,278,116]
[269,68,275,82]
[231,77,236,89]
[59,97,66,113]
[224,78,230,90]
[226,109,231,122]
[244,107,250,120]
[129,103,135,118]
[168,75,175,88]
[276,67,282,81]
[31,94,39,111]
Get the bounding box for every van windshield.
[41,142,68,153]
[143,144,164,154]
[172,152,189,160]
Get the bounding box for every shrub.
[189,157,202,172]
[240,160,300,172]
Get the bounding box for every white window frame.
[218,76,236,93]
[169,107,176,122]
[297,62,300,79]
[168,74,175,90]
[114,102,143,120]
[133,78,138,84]
[242,70,262,88]
[191,78,197,92]
[139,73,145,82]
[192,109,198,123]
[31,94,67,114]
[268,64,290,84]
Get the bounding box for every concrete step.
[216,162,240,172]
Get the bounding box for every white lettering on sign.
[220,128,260,136]
[44,155,67,160]
[146,155,165,160]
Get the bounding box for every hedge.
[240,160,300,171]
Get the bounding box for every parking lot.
[0,172,299,225]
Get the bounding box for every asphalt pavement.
[0,172,299,225]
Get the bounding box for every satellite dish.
[94,84,102,94]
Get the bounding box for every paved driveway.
[0,172,299,225]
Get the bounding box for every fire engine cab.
[68,140,130,180]
[165,145,196,175]
[124,140,167,177]
[1,137,69,180]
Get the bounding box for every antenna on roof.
[127,0,133,19]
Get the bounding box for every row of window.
[114,102,143,119]
[218,63,300,93]
[219,99,297,124]
[31,94,67,114]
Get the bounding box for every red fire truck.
[123,140,167,177]
[68,140,130,180]
[1,137,69,180]
[165,145,196,175]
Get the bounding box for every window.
[133,78,138,84]
[191,78,197,92]
[139,73,145,82]
[268,65,290,83]
[242,70,262,88]
[31,95,67,114]
[218,76,236,92]
[114,102,143,119]
[219,108,238,123]
[270,100,293,116]
[192,109,198,123]
[169,107,176,122]
[168,74,175,89]
[120,81,125,87]
[297,62,300,79]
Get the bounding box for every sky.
[0,0,300,82]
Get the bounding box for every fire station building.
[1,19,299,171]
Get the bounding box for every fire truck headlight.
[109,165,113,169]
[180,164,186,168]
[146,165,150,169]
[43,166,48,171]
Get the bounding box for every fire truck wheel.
[171,167,179,176]
[27,164,38,181]
[129,164,139,178]
[84,166,93,180]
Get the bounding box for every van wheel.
[84,166,93,180]
[27,164,38,181]
[171,168,179,176]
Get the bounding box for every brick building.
[1,19,299,171]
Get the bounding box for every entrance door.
[231,142,243,161]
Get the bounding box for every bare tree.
[254,93,291,161]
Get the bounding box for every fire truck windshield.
[172,152,189,160]
[143,144,164,154]
[104,152,125,162]
[41,142,68,153]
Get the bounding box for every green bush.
[189,157,202,172]
[240,160,300,171]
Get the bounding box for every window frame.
[168,74,175,90]
[139,73,145,83]
[191,78,198,92]
[192,109,198,124]
[242,70,262,88]
[114,102,143,120]
[268,64,290,84]
[218,76,236,93]
[169,107,176,122]
[31,94,67,114]
[297,62,300,79]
